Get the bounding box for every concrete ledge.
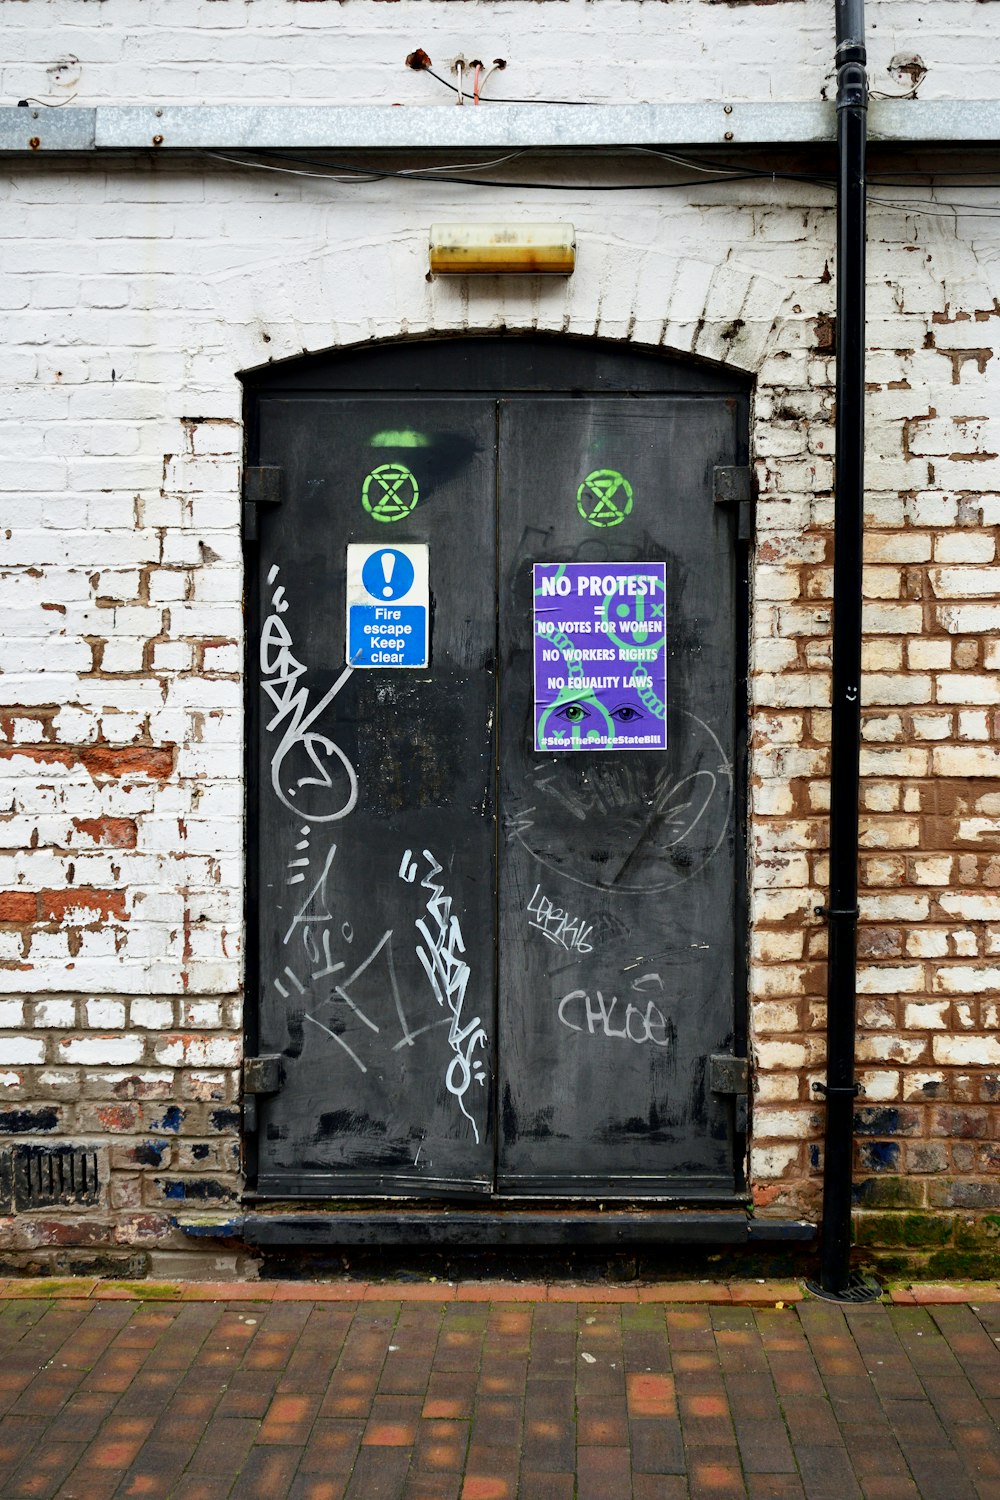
[233,1211,817,1248]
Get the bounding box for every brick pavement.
[0,1282,998,1499]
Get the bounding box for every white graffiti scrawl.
[400,848,488,1143]
[260,565,358,823]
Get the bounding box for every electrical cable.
[206,151,388,184]
[246,147,836,193]
[16,93,78,107]
[204,148,1000,218]
[421,66,597,106]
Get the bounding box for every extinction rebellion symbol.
[576,468,633,528]
[362,463,420,523]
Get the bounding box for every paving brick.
[783,1394,847,1448]
[628,1416,685,1473]
[735,1415,798,1473]
[422,1374,476,1421]
[188,1416,259,1474]
[321,1368,380,1419]
[341,1443,412,1499]
[460,1470,516,1499]
[912,1284,1000,1304]
[171,1479,234,1500]
[678,1390,736,1445]
[519,1415,575,1472]
[180,1282,276,1301]
[574,1444,632,1500]
[900,1445,981,1499]
[548,1285,636,1303]
[576,1393,627,1446]
[259,1392,322,1444]
[118,1437,190,1488]
[745,1479,808,1500]
[686,1453,747,1499]
[0,1290,996,1498]
[288,1477,349,1500]
[230,1446,304,1498]
[626,1371,676,1417]
[413,1417,469,1472]
[639,1283,732,1303]
[514,1475,575,1500]
[792,1442,863,1499]
[399,1476,462,1500]
[632,1478,689,1500]
[729,1281,805,1305]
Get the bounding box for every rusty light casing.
[429,222,576,275]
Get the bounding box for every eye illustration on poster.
[533,562,667,753]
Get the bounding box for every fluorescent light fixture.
[429,223,576,275]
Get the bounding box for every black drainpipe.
[813,0,874,1300]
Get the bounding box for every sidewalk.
[0,1279,998,1500]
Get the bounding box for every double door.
[246,339,748,1202]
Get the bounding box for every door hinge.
[713,465,754,542]
[242,1053,284,1134]
[241,465,283,543]
[710,1053,749,1134]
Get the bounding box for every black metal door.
[497,398,740,1197]
[245,339,747,1204]
[250,398,498,1196]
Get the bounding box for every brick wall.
[5,0,999,112]
[748,222,1000,1274]
[0,2,999,1275]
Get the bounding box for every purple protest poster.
[533,562,667,752]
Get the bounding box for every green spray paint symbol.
[577,468,633,528]
[362,463,420,523]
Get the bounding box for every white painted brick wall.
[0,0,998,1259]
[1,1,999,107]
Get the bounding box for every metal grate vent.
[805,1272,881,1304]
[13,1145,101,1209]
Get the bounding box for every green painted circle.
[362,463,420,523]
[598,576,667,657]
[577,469,633,528]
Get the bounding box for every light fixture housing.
[429,223,576,275]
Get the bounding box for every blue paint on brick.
[134,1140,168,1166]
[153,1107,184,1133]
[859,1140,900,1172]
[854,1108,899,1136]
[160,1178,235,1203]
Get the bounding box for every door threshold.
[231,1209,815,1248]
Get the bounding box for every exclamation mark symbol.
[381,551,395,597]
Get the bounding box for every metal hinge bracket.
[242,1053,284,1134]
[241,465,283,543]
[710,1053,750,1134]
[713,465,755,542]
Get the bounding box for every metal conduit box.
[429,223,576,275]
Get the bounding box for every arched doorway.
[242,335,751,1205]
